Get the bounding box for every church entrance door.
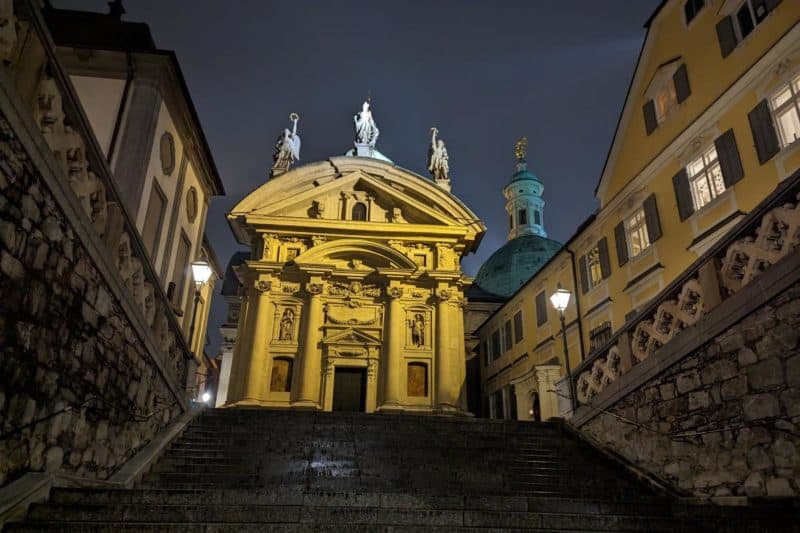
[332,367,366,412]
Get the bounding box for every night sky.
[59,0,659,354]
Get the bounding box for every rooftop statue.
[515,136,528,161]
[428,127,449,182]
[272,112,301,176]
[354,100,379,147]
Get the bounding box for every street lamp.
[550,287,578,412]
[189,260,213,404]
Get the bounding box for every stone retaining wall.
[0,110,183,487]
[581,279,800,498]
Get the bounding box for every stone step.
[24,503,699,531]
[6,523,621,532]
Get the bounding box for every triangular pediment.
[322,328,382,346]
[243,170,458,227]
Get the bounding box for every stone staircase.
[5,409,796,531]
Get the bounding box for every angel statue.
[272,112,301,176]
[354,100,379,147]
[428,128,449,182]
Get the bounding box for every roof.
[508,160,541,185]
[474,234,562,299]
[43,5,225,197]
[465,283,507,303]
[221,251,249,297]
[201,234,223,278]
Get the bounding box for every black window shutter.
[715,16,738,58]
[598,237,612,279]
[673,64,691,104]
[715,129,744,187]
[748,99,780,164]
[578,254,589,294]
[614,222,628,267]
[644,194,662,242]
[535,291,547,326]
[672,168,694,221]
[643,100,658,135]
[766,0,782,11]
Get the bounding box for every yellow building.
[478,0,800,419]
[223,110,485,413]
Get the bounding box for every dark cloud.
[57,0,659,354]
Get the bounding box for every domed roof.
[474,234,562,298]
[508,161,541,185]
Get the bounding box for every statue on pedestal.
[272,112,301,176]
[354,100,379,148]
[428,127,449,182]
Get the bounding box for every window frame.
[733,0,770,42]
[518,208,527,226]
[769,72,800,149]
[584,245,604,290]
[687,145,726,211]
[624,208,651,259]
[351,202,368,221]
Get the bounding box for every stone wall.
[0,110,183,487]
[582,279,800,498]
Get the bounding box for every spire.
[503,136,546,241]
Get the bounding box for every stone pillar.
[295,281,324,408]
[242,280,273,402]
[380,285,404,411]
[534,365,562,421]
[226,284,252,403]
[435,288,465,413]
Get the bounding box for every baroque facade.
[223,138,485,413]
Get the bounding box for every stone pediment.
[242,170,458,227]
[321,328,382,346]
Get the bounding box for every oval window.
[160,132,176,175]
[186,186,198,223]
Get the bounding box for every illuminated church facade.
[220,113,485,413]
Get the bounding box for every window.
[589,322,613,353]
[735,0,769,41]
[504,321,512,352]
[687,146,726,210]
[407,363,428,397]
[654,83,678,125]
[270,358,293,392]
[533,210,541,225]
[717,0,780,58]
[141,181,166,258]
[587,247,603,288]
[579,238,611,293]
[513,311,523,344]
[625,209,650,259]
[509,215,513,230]
[491,330,501,362]
[351,202,367,221]
[535,291,548,326]
[770,73,800,148]
[518,208,527,225]
[684,0,704,24]
[171,232,191,307]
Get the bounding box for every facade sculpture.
[279,308,294,341]
[427,127,449,181]
[272,112,301,176]
[354,100,379,147]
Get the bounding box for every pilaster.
[294,280,324,409]
[434,287,467,414]
[379,284,404,411]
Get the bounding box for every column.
[226,285,252,402]
[242,280,273,401]
[380,286,404,410]
[435,288,464,413]
[294,281,324,408]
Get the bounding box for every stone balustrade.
[573,176,800,406]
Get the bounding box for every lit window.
[687,146,726,210]
[585,246,603,289]
[655,83,677,124]
[625,209,650,258]
[770,73,800,148]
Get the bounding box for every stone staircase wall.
[570,174,800,500]
[0,1,190,488]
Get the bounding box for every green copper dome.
[474,234,562,298]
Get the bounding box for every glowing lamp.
[549,288,571,314]
[201,391,211,404]
[191,260,213,287]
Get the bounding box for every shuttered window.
[513,311,523,343]
[619,196,662,263]
[580,238,611,293]
[673,64,691,104]
[687,145,725,211]
[769,72,800,148]
[535,291,548,326]
[716,0,782,58]
[643,63,690,134]
[749,99,781,164]
[683,0,704,23]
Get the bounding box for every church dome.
[474,234,562,298]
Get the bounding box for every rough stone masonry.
[0,112,183,487]
[583,278,800,499]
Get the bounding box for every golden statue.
[515,136,528,161]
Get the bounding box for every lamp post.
[189,260,213,402]
[550,287,578,412]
